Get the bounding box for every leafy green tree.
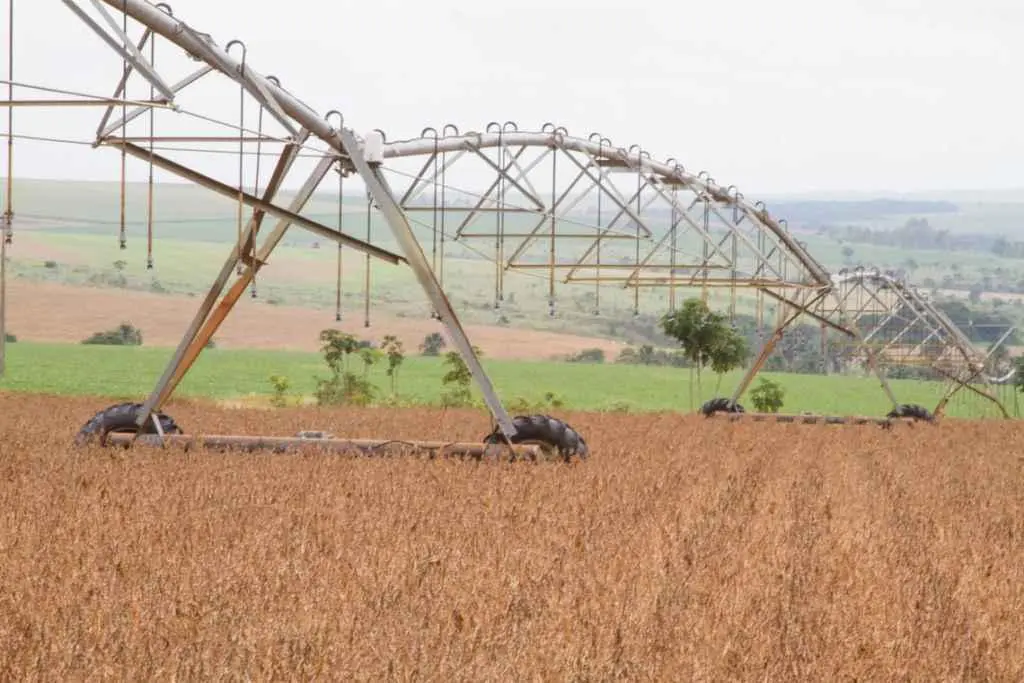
[381,335,405,395]
[709,331,748,392]
[314,329,376,406]
[660,298,749,409]
[320,329,359,374]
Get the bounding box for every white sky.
[3,0,1023,197]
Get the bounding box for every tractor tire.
[75,402,183,447]
[886,403,935,422]
[483,414,589,461]
[700,397,745,417]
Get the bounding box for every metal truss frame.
[1,0,517,437]
[383,127,829,292]
[725,269,1013,417]
[374,127,1013,418]
[2,1,1011,425]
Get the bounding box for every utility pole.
[0,218,6,378]
[2,0,12,378]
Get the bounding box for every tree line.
[821,217,1024,261]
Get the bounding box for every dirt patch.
[4,279,627,360]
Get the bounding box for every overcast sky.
[4,0,1023,197]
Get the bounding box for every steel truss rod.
[61,0,176,102]
[931,362,1008,418]
[729,290,832,404]
[0,97,168,107]
[452,145,548,239]
[469,146,546,211]
[94,18,152,140]
[398,150,468,206]
[601,278,816,288]
[105,140,403,264]
[110,135,282,143]
[503,155,596,263]
[516,263,733,271]
[630,178,744,280]
[97,64,214,140]
[760,287,856,337]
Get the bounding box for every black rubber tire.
[75,402,183,447]
[886,403,935,422]
[483,414,589,461]
[700,397,745,417]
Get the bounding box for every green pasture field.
[0,341,1014,419]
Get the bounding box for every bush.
[3,332,15,343]
[82,322,143,346]
[506,392,567,413]
[750,378,785,413]
[420,332,446,356]
[268,374,291,408]
[615,345,689,367]
[440,347,482,407]
[566,347,605,363]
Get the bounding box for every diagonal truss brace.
[61,0,177,102]
[105,140,403,263]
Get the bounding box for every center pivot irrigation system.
[0,1,1015,461]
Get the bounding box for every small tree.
[314,328,376,406]
[750,378,785,413]
[440,346,482,407]
[381,335,405,395]
[268,374,291,408]
[420,332,446,356]
[661,298,749,409]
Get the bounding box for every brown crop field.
[2,392,1023,680]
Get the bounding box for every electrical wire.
[0,78,174,109]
